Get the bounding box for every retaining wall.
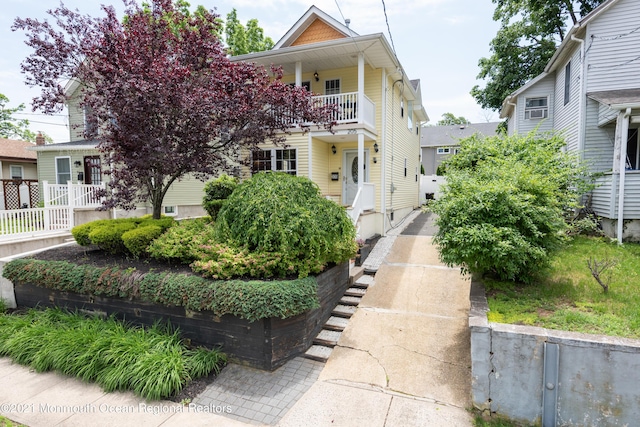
[470,281,640,426]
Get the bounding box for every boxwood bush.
[213,172,358,278]
[71,216,175,256]
[202,174,239,220]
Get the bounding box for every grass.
[0,416,24,427]
[485,235,640,338]
[473,412,534,427]
[0,308,226,400]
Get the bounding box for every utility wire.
[592,23,640,41]
[381,0,397,55]
[589,53,640,70]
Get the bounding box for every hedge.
[3,259,319,322]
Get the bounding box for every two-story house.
[32,5,427,238]
[233,6,428,238]
[500,0,640,242]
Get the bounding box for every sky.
[0,0,502,143]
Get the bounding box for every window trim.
[9,165,24,180]
[524,96,549,120]
[407,100,413,130]
[436,147,451,155]
[163,205,177,217]
[564,62,571,106]
[55,156,72,184]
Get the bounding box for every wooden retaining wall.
[13,262,349,371]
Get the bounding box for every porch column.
[358,53,364,123]
[358,132,364,192]
[615,108,632,243]
[295,61,302,87]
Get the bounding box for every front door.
[343,149,368,206]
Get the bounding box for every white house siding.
[621,173,640,218]
[583,99,616,172]
[597,103,618,127]
[591,174,613,217]
[585,0,640,93]
[516,75,555,135]
[552,49,582,152]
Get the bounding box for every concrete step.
[339,295,362,306]
[313,329,342,347]
[324,316,350,331]
[304,345,333,363]
[344,287,367,297]
[332,304,357,318]
[354,275,375,288]
[349,265,365,285]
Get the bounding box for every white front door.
[343,149,368,206]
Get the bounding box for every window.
[437,147,451,155]
[325,79,340,95]
[10,165,23,180]
[55,157,71,184]
[404,158,407,177]
[163,206,177,216]
[83,105,98,136]
[524,97,548,120]
[400,98,404,118]
[252,149,297,175]
[407,100,413,129]
[289,81,311,91]
[564,62,571,105]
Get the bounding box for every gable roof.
[421,122,501,148]
[0,138,38,162]
[274,5,357,49]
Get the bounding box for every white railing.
[0,206,70,236]
[312,92,375,126]
[348,182,375,225]
[43,181,105,208]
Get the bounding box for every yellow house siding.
[311,138,332,195]
[162,175,207,206]
[290,19,347,47]
[37,149,101,185]
[382,75,420,213]
[2,162,37,180]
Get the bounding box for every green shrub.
[122,225,163,258]
[72,217,174,255]
[431,131,595,283]
[215,172,357,278]
[89,222,137,254]
[3,259,320,322]
[0,308,226,400]
[202,174,239,220]
[148,217,215,263]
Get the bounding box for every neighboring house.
[421,122,500,175]
[232,6,428,238]
[500,0,640,242]
[0,137,38,209]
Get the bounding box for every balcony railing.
[312,92,375,127]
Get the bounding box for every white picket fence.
[0,182,105,238]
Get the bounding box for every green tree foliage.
[430,131,594,283]
[225,8,274,56]
[0,93,36,142]
[472,0,605,111]
[436,112,470,126]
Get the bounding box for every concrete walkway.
[277,212,473,426]
[0,211,473,426]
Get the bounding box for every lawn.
[485,236,640,339]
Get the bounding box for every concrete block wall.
[470,281,640,426]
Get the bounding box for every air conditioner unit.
[529,108,546,119]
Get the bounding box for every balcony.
[312,92,375,128]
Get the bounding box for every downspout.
[390,77,404,227]
[380,69,387,236]
[617,107,632,244]
[571,34,586,155]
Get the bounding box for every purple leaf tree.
[14,0,334,218]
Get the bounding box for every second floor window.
[564,62,571,106]
[437,147,451,155]
[524,97,548,120]
[325,79,340,95]
[10,165,23,180]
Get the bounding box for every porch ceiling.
[312,127,377,143]
[588,88,640,109]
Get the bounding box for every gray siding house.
[421,122,501,175]
[500,0,640,242]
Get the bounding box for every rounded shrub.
[214,172,358,278]
[88,222,137,254]
[122,225,164,258]
[202,174,239,220]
